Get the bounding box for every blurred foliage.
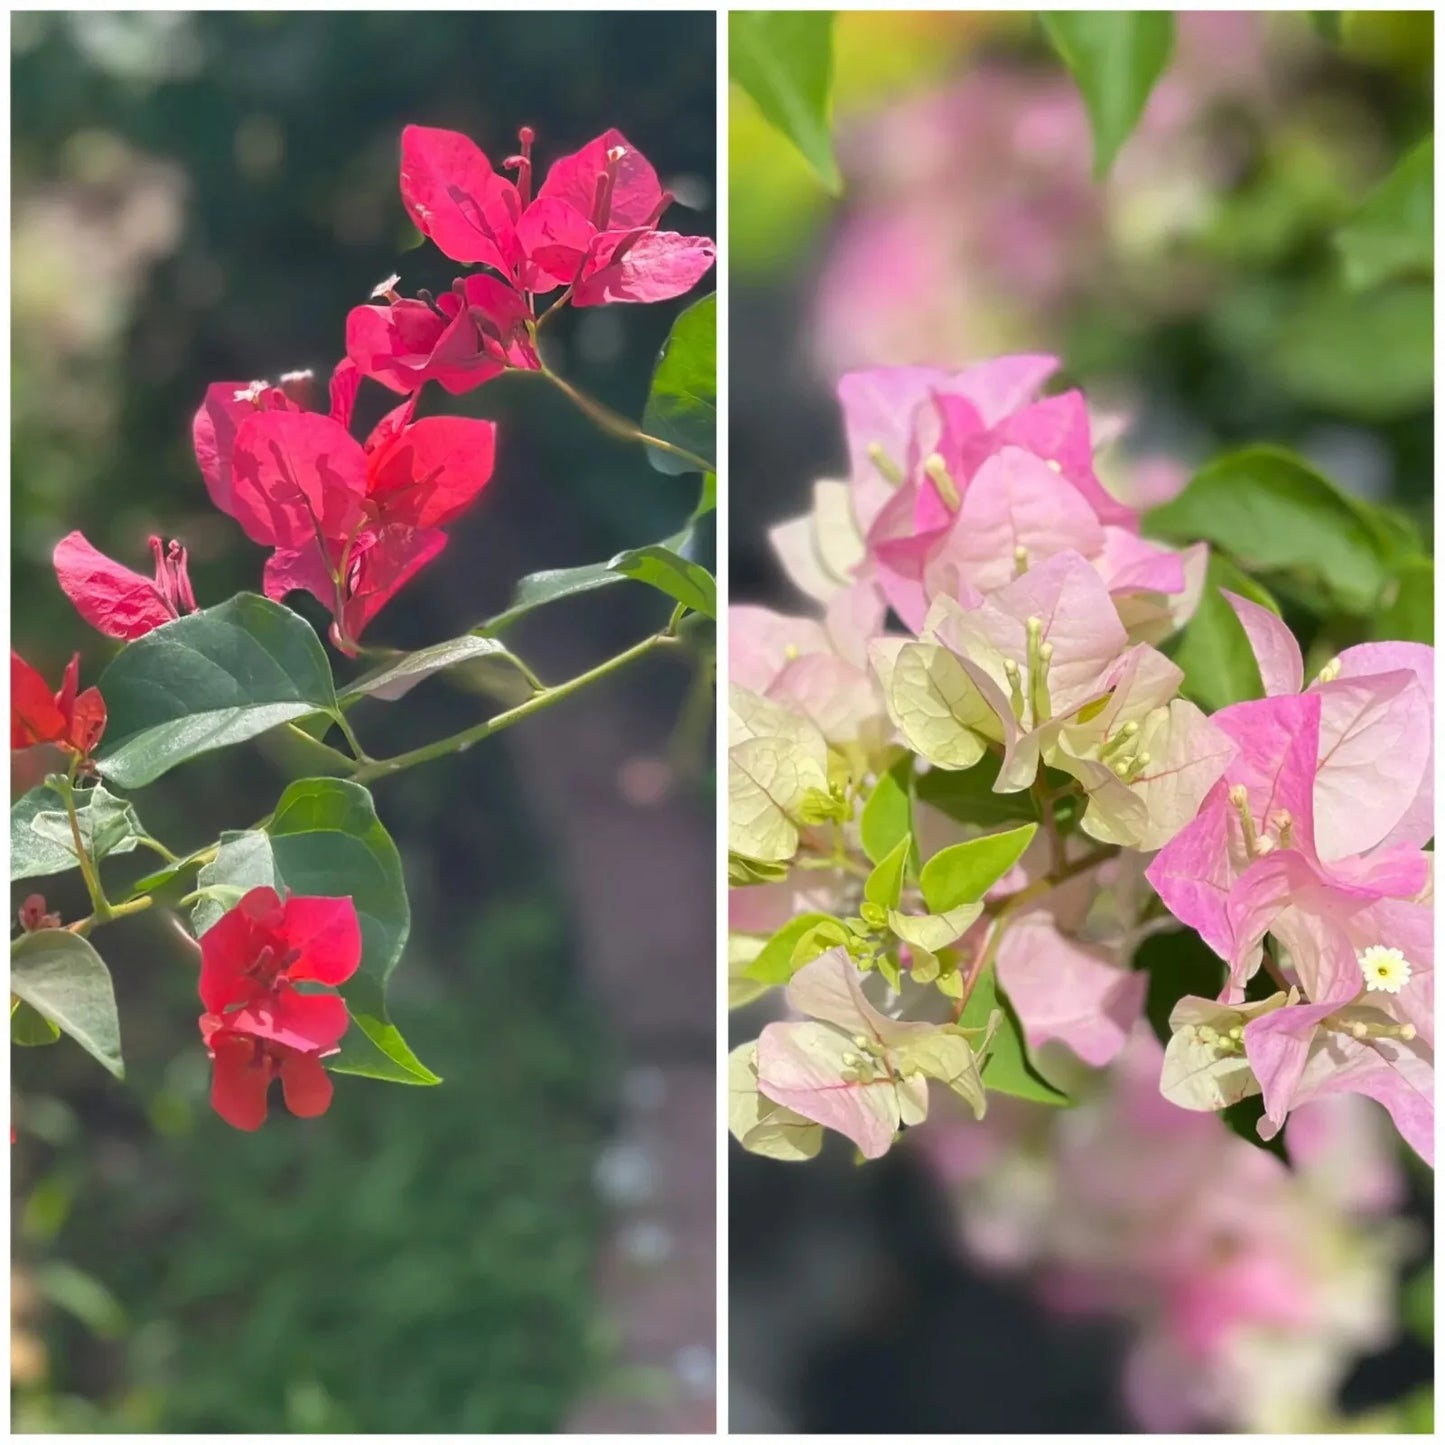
[12,9,714,1432]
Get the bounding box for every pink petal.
[728,606,830,693]
[280,1050,335,1119]
[1221,589,1303,697]
[328,358,362,432]
[536,128,666,231]
[516,196,594,288]
[232,410,368,551]
[193,381,300,535]
[572,229,716,305]
[1242,999,1338,1137]
[365,415,498,531]
[278,895,363,987]
[53,531,175,641]
[399,124,522,273]
[341,525,448,643]
[1095,528,1186,596]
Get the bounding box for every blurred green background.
[12,10,714,1432]
[729,10,1432,1434]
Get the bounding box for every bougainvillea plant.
[728,355,1432,1169]
[12,122,715,1129]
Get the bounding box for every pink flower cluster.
[729,354,1433,1167]
[914,1032,1410,1432]
[49,123,714,653]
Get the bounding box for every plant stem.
[535,363,712,474]
[1033,775,1064,874]
[351,629,679,785]
[331,710,373,764]
[134,835,180,864]
[59,765,109,922]
[68,894,154,936]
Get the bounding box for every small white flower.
[1358,945,1412,994]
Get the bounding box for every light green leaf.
[859,752,914,865]
[728,1041,824,1161]
[340,635,534,704]
[1041,11,1175,178]
[742,912,847,986]
[919,824,1037,913]
[609,544,716,619]
[1335,137,1432,290]
[11,782,148,882]
[692,472,717,522]
[962,969,1070,1106]
[728,685,830,864]
[1146,446,1401,614]
[864,835,910,911]
[915,753,1040,829]
[11,997,62,1046]
[1375,556,1434,644]
[95,593,340,789]
[641,294,715,475]
[11,930,124,1079]
[873,639,992,771]
[887,902,982,954]
[729,12,841,194]
[1170,555,1274,712]
[192,777,436,1085]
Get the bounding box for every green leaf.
[1270,280,1433,422]
[692,472,717,522]
[341,635,535,704]
[864,835,910,911]
[11,782,148,882]
[742,912,843,986]
[479,525,694,634]
[1170,556,1274,712]
[11,997,62,1046]
[963,969,1070,1106]
[95,593,340,789]
[1335,137,1433,290]
[860,752,914,866]
[641,293,715,475]
[192,777,436,1085]
[1375,556,1434,644]
[1404,1263,1433,1345]
[1309,11,1342,43]
[915,753,1040,829]
[919,824,1037,913]
[330,1013,442,1086]
[10,930,124,1079]
[1041,11,1175,178]
[729,12,841,194]
[608,544,716,619]
[1146,446,1399,614]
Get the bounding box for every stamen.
[1044,458,1063,474]
[922,452,960,511]
[370,273,402,304]
[1025,619,1051,725]
[1002,658,1027,723]
[501,125,535,208]
[1099,721,1140,762]
[1269,810,1295,851]
[1228,784,1263,858]
[1013,545,1029,578]
[1315,657,1343,685]
[591,145,627,230]
[866,441,903,487]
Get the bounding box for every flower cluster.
[913,1035,1411,1432]
[728,355,1433,1167]
[197,886,362,1131]
[45,122,713,656]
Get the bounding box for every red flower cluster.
[11,651,106,759]
[347,124,716,395]
[197,885,362,1131]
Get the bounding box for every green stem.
[69,894,153,936]
[134,835,180,865]
[331,710,373,764]
[351,629,678,786]
[536,363,712,474]
[59,764,109,921]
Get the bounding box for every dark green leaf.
[341,635,535,704]
[965,969,1070,1106]
[729,12,841,193]
[192,777,436,1084]
[641,293,715,475]
[95,593,339,789]
[1271,280,1433,421]
[1375,556,1434,644]
[11,782,148,882]
[1335,137,1433,289]
[919,824,1036,913]
[608,544,716,619]
[860,752,914,866]
[915,753,1040,828]
[1041,12,1174,178]
[1146,446,1398,614]
[11,997,61,1046]
[10,929,124,1078]
[1170,555,1274,711]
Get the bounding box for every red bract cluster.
[10,651,106,759]
[53,531,197,641]
[197,885,362,1131]
[174,121,710,650]
[347,123,716,395]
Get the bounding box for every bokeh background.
[12,10,715,1433]
[729,10,1433,1433]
